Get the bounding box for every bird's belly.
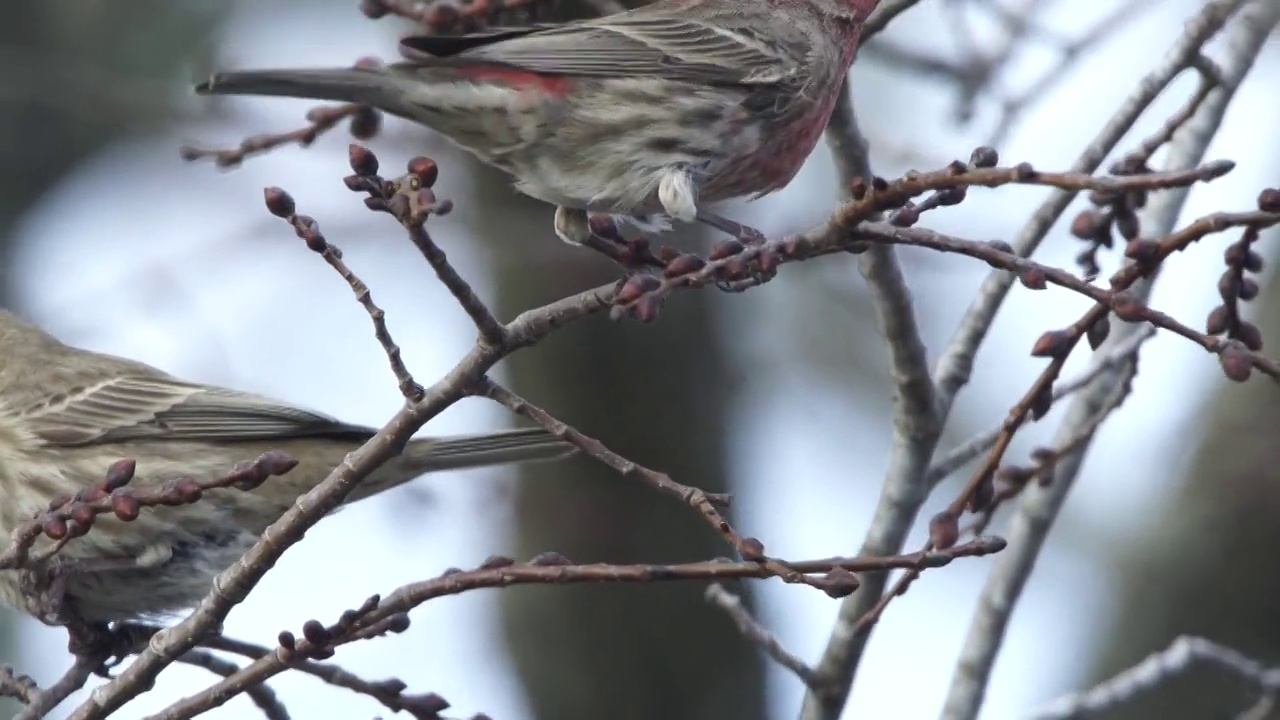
[65,527,259,622]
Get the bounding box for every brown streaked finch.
[0,310,575,623]
[195,0,880,245]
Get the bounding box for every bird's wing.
[399,14,801,86]
[17,373,370,446]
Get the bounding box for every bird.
[195,0,880,245]
[0,310,575,623]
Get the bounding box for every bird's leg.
[695,209,768,245]
[556,206,665,274]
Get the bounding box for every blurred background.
[1,1,1278,718]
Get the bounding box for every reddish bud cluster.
[1068,154,1160,279]
[1202,192,1276,381]
[32,452,297,543]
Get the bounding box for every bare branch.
[706,583,818,688]
[1032,636,1280,720]
[941,3,1280,717]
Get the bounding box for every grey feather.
[400,13,805,86]
[19,374,374,446]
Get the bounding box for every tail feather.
[196,67,408,113]
[347,427,575,502]
[405,427,577,473]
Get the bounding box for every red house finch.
[196,0,880,244]
[0,311,574,623]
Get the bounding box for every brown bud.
[1031,330,1071,358]
[1237,321,1264,352]
[633,295,663,322]
[1019,267,1047,290]
[969,477,995,513]
[263,187,295,218]
[987,239,1015,255]
[479,555,515,569]
[1087,316,1111,350]
[1070,210,1108,241]
[1218,271,1240,302]
[821,568,860,598]
[418,693,451,714]
[111,492,140,522]
[103,458,137,490]
[739,537,766,562]
[1124,239,1160,264]
[277,631,297,652]
[616,274,660,305]
[406,157,439,188]
[1219,343,1252,382]
[349,108,382,141]
[1013,162,1036,180]
[347,144,379,176]
[1239,277,1260,301]
[891,205,919,227]
[43,516,69,540]
[529,552,572,566]
[929,511,959,550]
[757,249,780,275]
[969,146,999,168]
[385,613,411,633]
[1114,211,1140,241]
[1205,305,1230,335]
[710,239,744,261]
[664,253,706,277]
[259,450,299,476]
[70,504,96,530]
[302,619,331,647]
[1257,187,1280,213]
[1030,383,1054,420]
[358,0,388,19]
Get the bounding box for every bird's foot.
[695,210,768,246]
[695,210,777,290]
[555,206,670,276]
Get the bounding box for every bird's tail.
[196,67,414,115]
[348,427,576,501]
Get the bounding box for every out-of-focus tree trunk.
[0,1,220,305]
[0,3,221,714]
[1082,257,1280,718]
[462,163,767,719]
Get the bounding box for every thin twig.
[1031,636,1280,720]
[137,539,1010,720]
[174,651,290,720]
[706,583,818,687]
